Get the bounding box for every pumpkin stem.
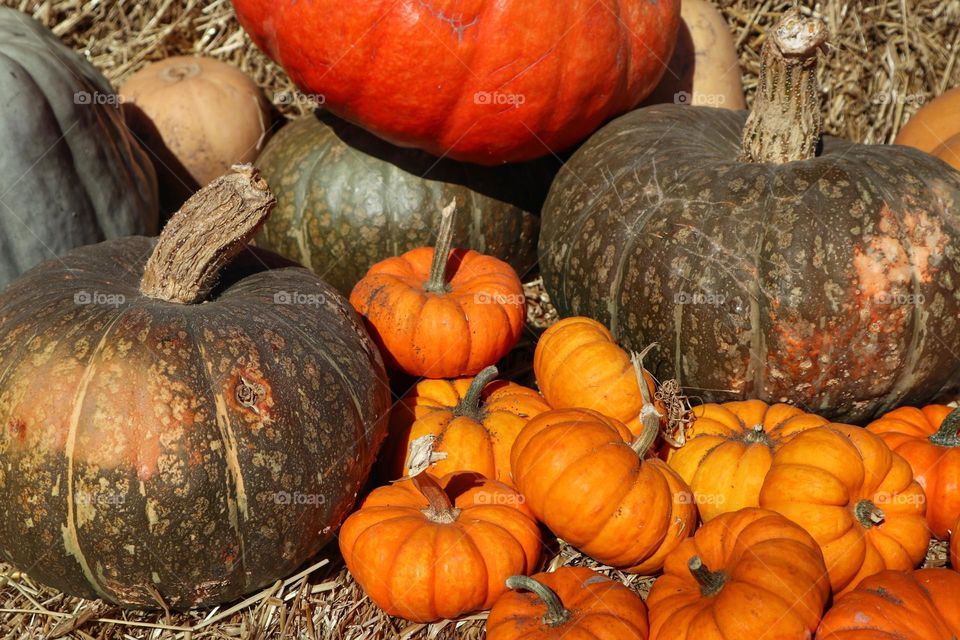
[744,424,772,445]
[629,345,661,458]
[688,556,728,597]
[454,366,498,421]
[740,9,828,164]
[929,408,960,447]
[854,499,885,528]
[424,200,458,294]
[504,576,571,627]
[140,164,275,304]
[406,435,461,524]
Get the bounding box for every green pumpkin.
[0,8,158,289]
[254,112,555,294]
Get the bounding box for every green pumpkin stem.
[929,408,960,447]
[854,499,885,528]
[630,345,661,458]
[454,366,498,420]
[505,575,571,627]
[688,556,728,597]
[740,9,828,164]
[424,200,458,294]
[140,164,276,304]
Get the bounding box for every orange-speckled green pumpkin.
[539,10,960,423]
[0,167,390,609]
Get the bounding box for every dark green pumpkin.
[0,168,389,609]
[539,12,960,423]
[254,112,556,294]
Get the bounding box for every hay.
[2,0,958,637]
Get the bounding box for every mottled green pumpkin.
[254,112,555,294]
[0,8,158,288]
[0,168,390,609]
[539,12,960,423]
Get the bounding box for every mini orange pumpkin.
[866,405,960,539]
[350,203,525,378]
[759,424,930,595]
[647,508,830,640]
[817,568,960,639]
[534,317,659,436]
[667,400,829,521]
[487,567,650,640]
[513,355,696,573]
[339,442,541,622]
[385,366,550,485]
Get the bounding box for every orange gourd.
[385,366,550,485]
[895,87,960,163]
[534,316,659,436]
[339,453,541,622]
[759,424,929,595]
[487,567,650,640]
[350,203,524,378]
[647,508,830,640]
[867,405,960,539]
[667,400,829,521]
[817,569,960,639]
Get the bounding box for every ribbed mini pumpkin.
[667,400,829,521]
[867,405,960,539]
[385,366,549,485]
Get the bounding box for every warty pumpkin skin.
[866,405,960,539]
[231,0,680,164]
[339,469,541,622]
[0,168,390,609]
[817,568,960,639]
[254,113,550,295]
[667,400,829,521]
[0,8,158,289]
[646,508,830,640]
[538,11,960,423]
[385,367,550,485]
[486,567,650,640]
[759,424,930,595]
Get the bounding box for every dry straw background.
[0,0,958,638]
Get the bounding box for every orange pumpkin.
[350,203,525,378]
[385,366,550,485]
[512,356,696,573]
[952,514,960,569]
[534,316,659,436]
[759,424,930,595]
[866,405,960,539]
[647,508,830,640]
[895,87,960,162]
[339,462,541,622]
[817,568,960,639]
[667,400,829,521]
[487,567,650,640]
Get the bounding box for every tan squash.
[895,87,960,162]
[643,0,745,110]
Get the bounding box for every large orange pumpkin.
[817,568,960,639]
[647,508,830,640]
[350,203,525,378]
[866,405,960,539]
[384,366,550,485]
[339,465,541,622]
[667,400,829,521]
[511,393,696,573]
[895,87,960,168]
[759,424,930,595]
[534,317,659,436]
[487,567,650,640]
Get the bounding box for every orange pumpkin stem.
[412,472,461,524]
[740,9,828,164]
[505,575,571,627]
[630,346,661,458]
[140,164,276,304]
[854,499,885,528]
[424,200,457,293]
[688,556,728,597]
[454,366,498,421]
[930,408,960,447]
